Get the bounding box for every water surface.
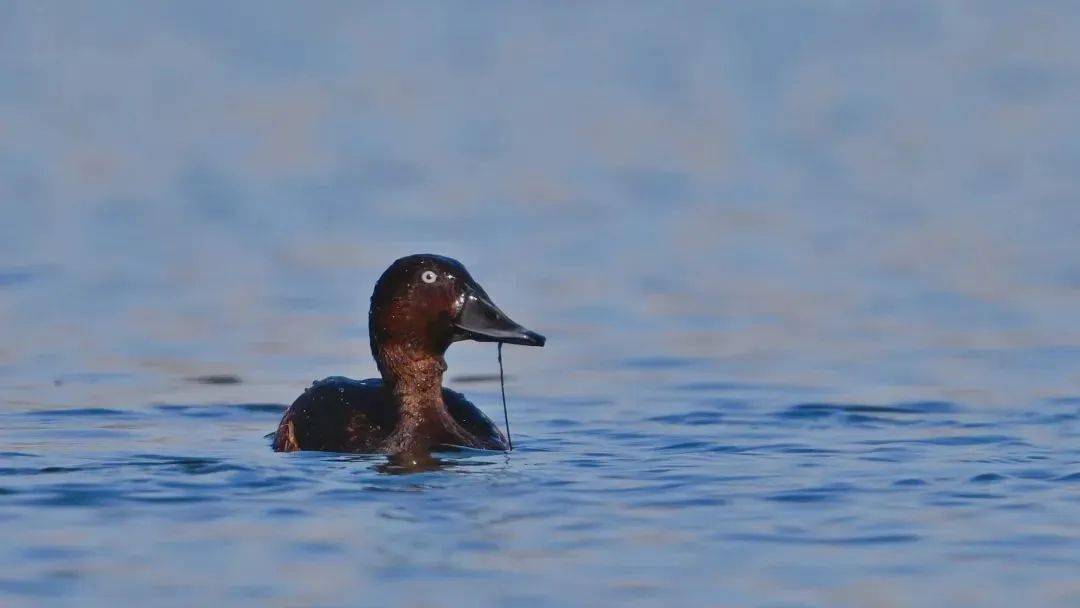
[1,2,1079,607]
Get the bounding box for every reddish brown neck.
[374,342,472,456]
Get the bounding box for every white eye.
[421,270,437,284]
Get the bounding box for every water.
[2,2,1079,606]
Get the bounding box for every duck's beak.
[452,284,546,347]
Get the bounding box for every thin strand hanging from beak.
[498,343,512,450]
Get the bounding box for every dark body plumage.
[273,376,508,453]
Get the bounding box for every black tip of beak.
[519,330,546,347]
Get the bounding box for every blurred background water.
[1,2,1078,606]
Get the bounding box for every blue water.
[2,2,1079,606]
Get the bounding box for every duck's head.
[369,254,546,358]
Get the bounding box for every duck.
[272,254,545,462]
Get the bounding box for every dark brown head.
[368,254,545,366]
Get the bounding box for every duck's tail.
[272,417,300,452]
